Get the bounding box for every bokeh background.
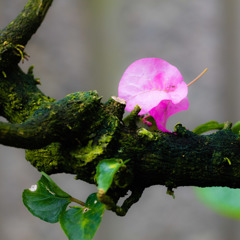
[1,0,240,239]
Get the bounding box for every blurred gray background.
[1,0,240,239]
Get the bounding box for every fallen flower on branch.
[118,58,189,132]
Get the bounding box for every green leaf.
[60,193,105,240]
[232,121,240,134]
[96,158,129,193]
[40,172,72,198]
[192,121,224,135]
[195,187,240,219]
[22,172,71,223]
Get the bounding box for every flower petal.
[118,58,183,103]
[125,90,170,115]
[149,98,189,132]
[168,81,188,104]
[118,58,189,132]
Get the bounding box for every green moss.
[71,115,120,166]
[0,66,55,123]
[25,143,64,174]
[137,128,155,140]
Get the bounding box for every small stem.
[70,196,85,207]
[187,68,208,87]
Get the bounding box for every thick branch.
[0,65,240,193]
[0,91,102,149]
[1,88,240,191]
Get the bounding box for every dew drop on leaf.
[29,185,37,192]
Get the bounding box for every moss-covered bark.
[1,0,240,215]
[0,0,53,71]
[0,65,54,122]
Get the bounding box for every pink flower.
[118,58,189,132]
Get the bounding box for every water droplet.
[29,185,37,192]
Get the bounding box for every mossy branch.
[1,0,240,215]
[0,91,102,149]
[0,0,53,70]
[1,81,240,191]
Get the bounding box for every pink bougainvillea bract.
[118,58,189,132]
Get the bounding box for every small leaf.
[195,187,240,219]
[22,172,71,223]
[96,159,129,193]
[60,193,105,240]
[232,121,240,134]
[192,121,224,135]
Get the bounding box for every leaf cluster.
[23,159,127,240]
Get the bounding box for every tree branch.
[0,0,53,70]
[1,0,240,215]
[0,91,102,149]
